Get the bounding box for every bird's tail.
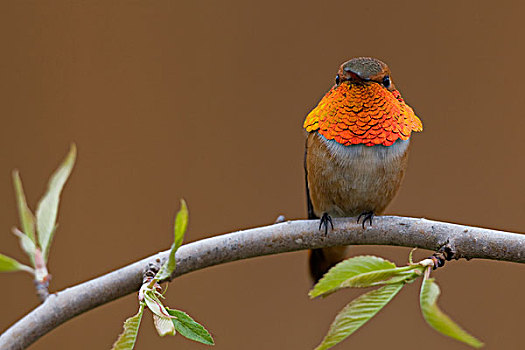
[309,246,349,283]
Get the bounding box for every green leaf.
[0,253,33,273]
[35,144,76,262]
[167,309,214,345]
[310,256,397,298]
[314,283,404,350]
[376,270,420,285]
[112,303,145,350]
[420,275,483,348]
[12,228,36,265]
[408,248,417,264]
[12,171,36,244]
[174,199,188,251]
[143,291,171,318]
[153,314,176,337]
[155,199,189,281]
[339,265,420,289]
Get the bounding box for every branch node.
[274,215,286,224]
[142,258,162,284]
[428,243,455,270]
[34,278,50,302]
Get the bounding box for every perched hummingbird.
[304,57,422,282]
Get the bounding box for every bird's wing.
[305,138,318,220]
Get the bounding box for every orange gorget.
[304,82,422,147]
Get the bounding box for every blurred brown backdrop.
[1,1,524,349]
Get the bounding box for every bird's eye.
[335,75,340,85]
[382,75,391,88]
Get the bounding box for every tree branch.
[1,216,524,349]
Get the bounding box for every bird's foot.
[357,211,374,229]
[319,213,333,236]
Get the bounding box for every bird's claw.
[357,211,374,229]
[319,213,333,236]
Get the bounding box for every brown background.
[1,1,524,349]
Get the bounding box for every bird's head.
[304,57,422,147]
[337,57,395,91]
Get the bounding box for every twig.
[0,216,524,350]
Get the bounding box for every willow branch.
[1,216,524,350]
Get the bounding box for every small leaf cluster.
[1,145,76,294]
[112,200,214,350]
[310,253,483,350]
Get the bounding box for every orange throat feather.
[303,82,423,146]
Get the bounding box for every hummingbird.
[304,57,422,282]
